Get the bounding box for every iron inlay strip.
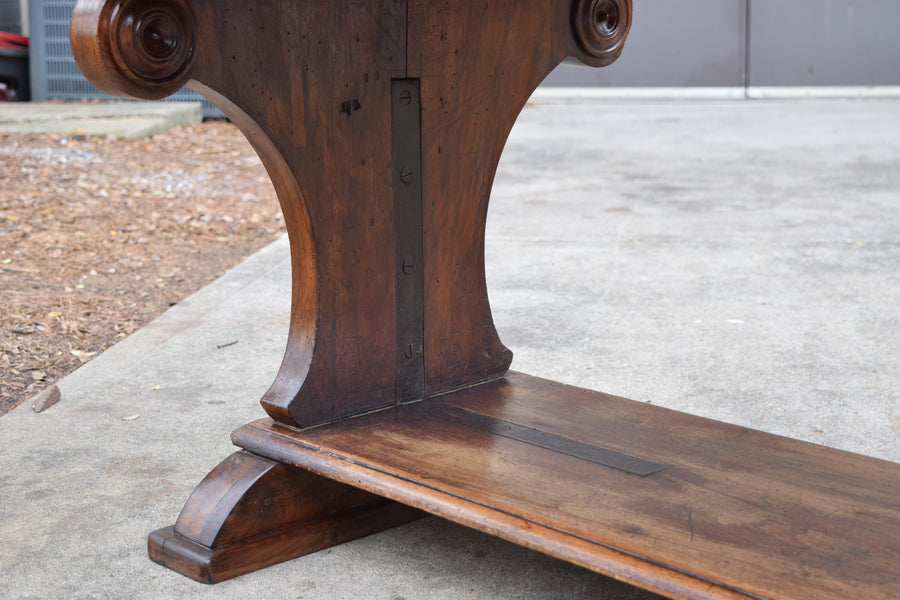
[392,79,425,402]
[426,403,669,477]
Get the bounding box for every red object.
[0,32,28,50]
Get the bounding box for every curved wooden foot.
[148,451,422,583]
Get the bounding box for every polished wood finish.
[71,0,629,428]
[71,2,899,599]
[234,373,900,600]
[148,451,422,583]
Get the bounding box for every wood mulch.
[0,121,284,416]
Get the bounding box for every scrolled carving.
[71,0,197,99]
[110,0,196,84]
[572,0,631,65]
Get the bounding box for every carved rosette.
[71,0,196,99]
[572,0,631,66]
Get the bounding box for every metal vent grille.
[29,0,222,117]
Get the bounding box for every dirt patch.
[1,121,284,416]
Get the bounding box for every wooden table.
[71,2,899,598]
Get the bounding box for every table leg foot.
[148,450,421,583]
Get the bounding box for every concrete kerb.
[0,101,203,139]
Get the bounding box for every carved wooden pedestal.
[71,2,899,599]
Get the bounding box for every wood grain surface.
[148,451,422,583]
[71,0,631,427]
[235,372,900,600]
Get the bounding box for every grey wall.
[748,0,900,86]
[546,0,747,87]
[543,0,900,87]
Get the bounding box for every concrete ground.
[0,101,202,139]
[1,95,898,599]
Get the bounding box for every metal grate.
[28,0,222,117]
[0,0,22,33]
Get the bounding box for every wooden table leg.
[70,0,629,427]
[70,0,630,577]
